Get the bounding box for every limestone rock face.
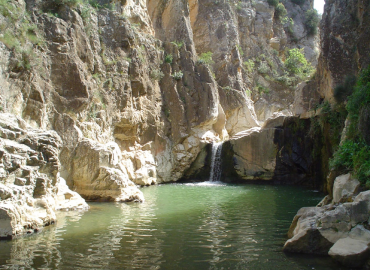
[189,0,318,124]
[308,0,370,104]
[70,140,144,202]
[225,127,277,181]
[284,175,370,267]
[0,0,321,241]
[0,114,88,239]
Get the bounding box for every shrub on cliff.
[305,9,320,35]
[275,3,287,19]
[267,0,279,7]
[330,65,370,188]
[284,48,314,78]
[334,75,357,103]
[197,52,214,66]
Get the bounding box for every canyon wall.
[0,0,318,237]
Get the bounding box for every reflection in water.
[0,184,344,270]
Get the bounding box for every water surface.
[0,183,343,269]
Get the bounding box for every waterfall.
[209,142,223,182]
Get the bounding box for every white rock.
[329,237,370,268]
[332,174,360,203]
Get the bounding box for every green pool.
[0,183,344,269]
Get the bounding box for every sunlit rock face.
[188,0,318,124]
[0,114,88,239]
[0,0,321,237]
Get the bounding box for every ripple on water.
[0,184,347,270]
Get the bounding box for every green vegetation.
[0,0,44,71]
[275,3,287,19]
[334,75,357,103]
[305,9,320,36]
[243,59,255,73]
[197,52,214,66]
[237,45,244,57]
[255,83,270,94]
[267,0,279,7]
[330,65,370,187]
[150,69,164,81]
[172,71,183,80]
[285,17,295,38]
[170,41,184,49]
[284,48,314,79]
[258,62,270,74]
[165,54,173,64]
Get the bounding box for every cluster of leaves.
[243,59,255,73]
[305,9,320,36]
[197,52,214,66]
[330,65,370,187]
[267,0,279,7]
[165,54,173,64]
[172,71,183,80]
[150,69,164,81]
[275,3,287,19]
[257,62,270,74]
[284,48,314,79]
[330,140,370,187]
[267,0,287,21]
[170,40,184,49]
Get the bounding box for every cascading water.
[209,142,223,182]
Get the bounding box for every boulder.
[329,237,370,268]
[283,207,333,254]
[223,128,277,181]
[70,140,144,202]
[332,174,360,204]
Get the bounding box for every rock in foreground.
[284,174,370,268]
[0,114,88,239]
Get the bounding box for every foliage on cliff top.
[267,0,279,7]
[330,65,370,188]
[305,9,320,36]
[284,48,314,79]
[275,3,287,19]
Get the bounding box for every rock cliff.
[283,0,370,267]
[0,0,318,237]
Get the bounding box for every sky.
[314,0,325,14]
